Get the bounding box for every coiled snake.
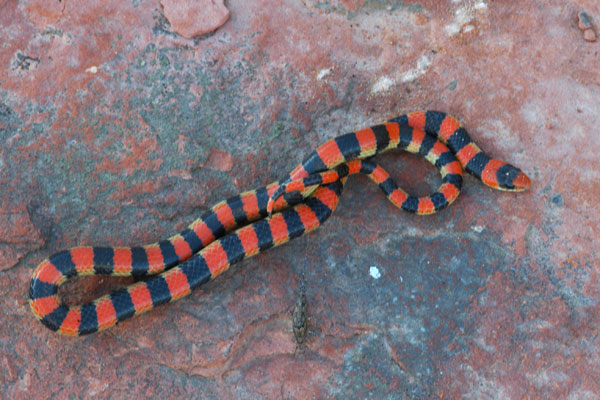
[29,111,530,336]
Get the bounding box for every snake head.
[494,164,531,191]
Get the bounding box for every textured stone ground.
[1,0,599,398]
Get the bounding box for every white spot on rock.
[317,68,331,80]
[445,1,488,37]
[369,266,381,279]
[85,66,98,73]
[371,76,395,93]
[400,54,432,82]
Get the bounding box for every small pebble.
[583,29,597,42]
[578,11,597,42]
[578,11,592,30]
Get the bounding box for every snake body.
[29,111,530,336]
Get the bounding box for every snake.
[29,111,530,336]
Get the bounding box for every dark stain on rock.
[12,52,40,71]
[550,193,563,207]
[152,10,177,37]
[0,102,14,118]
[26,198,54,241]
[0,101,19,142]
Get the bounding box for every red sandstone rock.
[160,0,230,38]
[2,0,600,398]
[0,211,44,270]
[205,147,233,171]
[25,0,64,29]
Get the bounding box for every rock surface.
[160,0,230,38]
[1,0,599,398]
